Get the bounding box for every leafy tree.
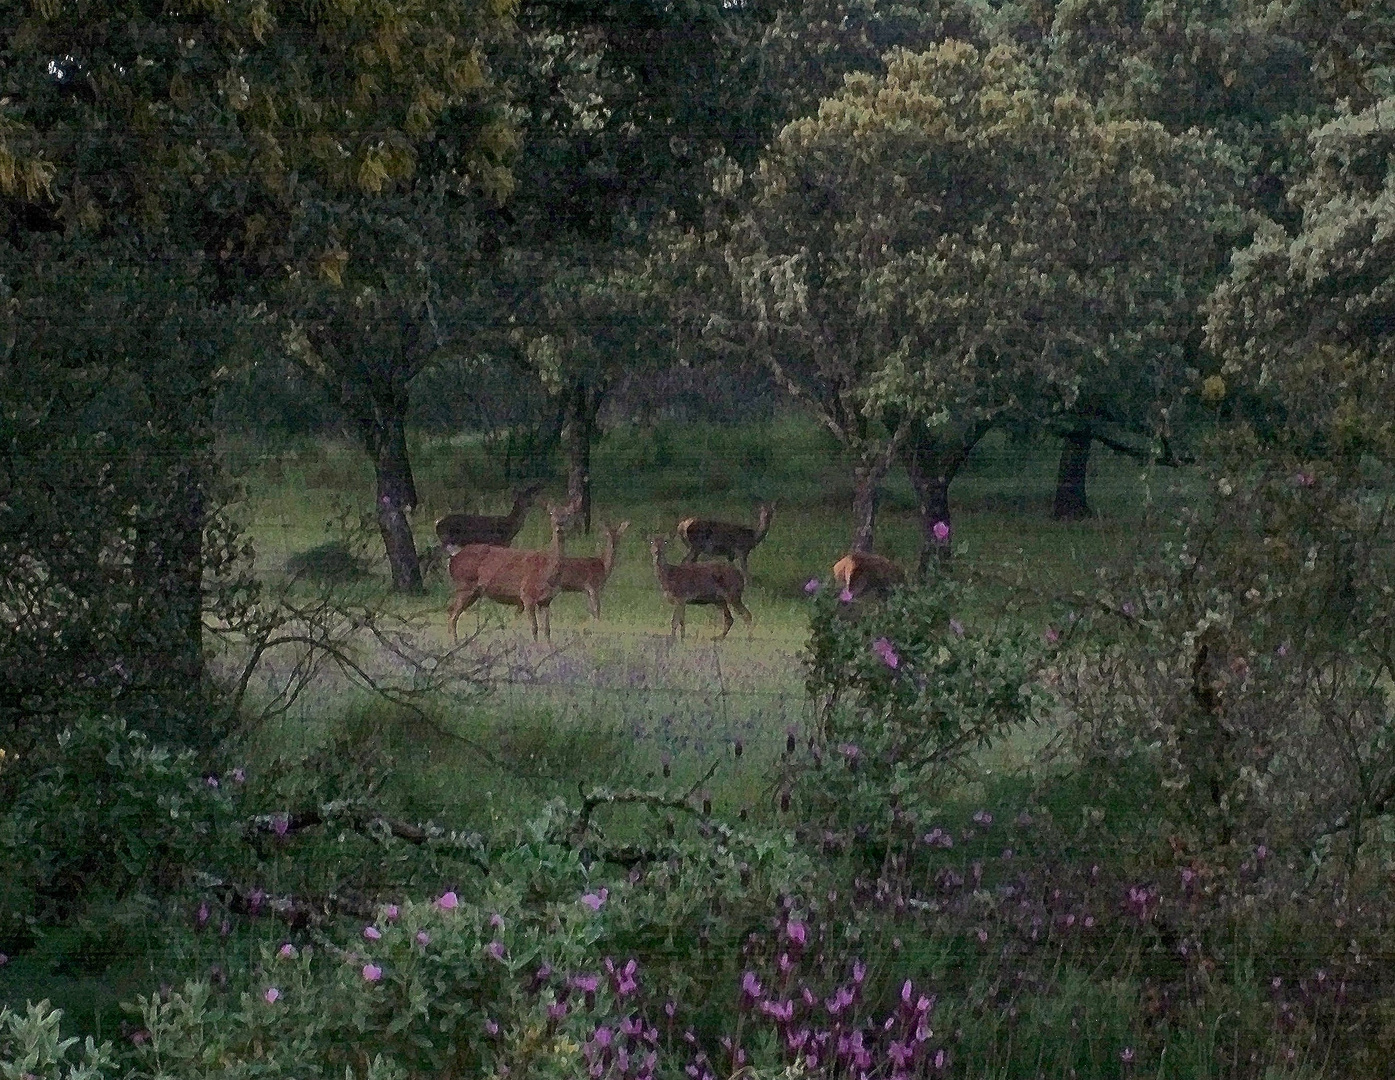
[718,41,1240,568]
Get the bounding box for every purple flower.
[853,959,867,984]
[485,1018,500,1036]
[972,809,993,827]
[932,521,950,543]
[581,888,609,910]
[0,953,8,966]
[872,637,900,669]
[487,940,506,961]
[363,925,381,941]
[278,942,296,959]
[1121,601,1137,617]
[416,930,431,946]
[196,902,210,928]
[571,973,601,993]
[804,578,820,595]
[975,928,988,944]
[838,743,860,761]
[273,814,289,837]
[232,767,246,783]
[384,904,399,922]
[489,912,505,930]
[949,618,965,637]
[264,987,280,1003]
[205,775,219,788]
[741,970,763,1000]
[1044,627,1060,644]
[1294,470,1315,488]
[1276,643,1289,657]
[435,890,459,911]
[839,588,854,603]
[548,1001,569,1020]
[888,1040,913,1068]
[787,920,807,947]
[362,964,383,982]
[1121,1047,1135,1064]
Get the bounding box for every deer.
[555,521,630,620]
[675,502,774,581]
[434,481,545,553]
[650,535,752,641]
[831,550,905,601]
[446,499,578,643]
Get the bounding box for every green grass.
[220,416,1197,838]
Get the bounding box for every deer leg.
[542,602,552,642]
[588,585,601,621]
[714,601,734,640]
[671,603,685,640]
[732,596,753,630]
[448,589,480,643]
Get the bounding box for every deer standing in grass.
[555,521,630,620]
[435,481,544,552]
[651,535,752,641]
[676,502,774,581]
[446,499,578,643]
[832,550,905,600]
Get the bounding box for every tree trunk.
[850,464,881,553]
[562,379,604,534]
[1052,428,1092,521]
[360,410,423,592]
[902,424,989,577]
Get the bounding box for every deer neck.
[546,518,567,574]
[600,530,619,581]
[754,507,772,542]
[505,495,530,532]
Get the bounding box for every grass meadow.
[223,416,1196,832]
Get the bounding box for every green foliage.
[0,1001,114,1080]
[800,581,1046,831]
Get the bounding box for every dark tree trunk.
[562,380,605,534]
[360,410,423,593]
[902,424,989,577]
[850,464,881,553]
[1053,428,1093,521]
[133,459,208,692]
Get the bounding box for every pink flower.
[273,814,289,837]
[839,588,854,603]
[363,925,381,941]
[416,931,431,946]
[264,987,280,1003]
[205,775,219,788]
[1121,1047,1135,1063]
[741,971,763,1000]
[435,890,459,911]
[1294,471,1315,488]
[1044,627,1060,644]
[975,928,988,944]
[278,942,296,959]
[581,888,609,910]
[872,637,900,669]
[852,959,867,984]
[362,963,383,982]
[384,904,399,922]
[932,521,950,542]
[489,912,505,930]
[786,920,807,947]
[804,578,820,594]
[232,767,246,783]
[485,1018,500,1036]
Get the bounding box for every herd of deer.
[436,484,902,643]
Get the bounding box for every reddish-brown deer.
[435,481,544,552]
[446,499,578,643]
[832,551,905,600]
[650,535,752,641]
[555,521,630,620]
[676,502,774,580]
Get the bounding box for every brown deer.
[435,481,545,553]
[832,551,905,600]
[676,502,774,580]
[446,499,578,643]
[650,535,752,641]
[555,521,630,620]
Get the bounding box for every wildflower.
[949,618,965,636]
[839,587,854,603]
[488,912,505,930]
[205,775,219,788]
[972,809,993,827]
[0,953,7,966]
[853,959,867,984]
[1044,627,1060,644]
[1256,844,1269,862]
[888,1040,913,1068]
[1121,1047,1135,1064]
[932,521,950,542]
[548,1002,568,1020]
[196,902,210,928]
[804,578,820,595]
[220,919,231,937]
[278,942,296,959]
[975,928,988,944]
[264,987,280,1004]
[487,940,506,961]
[1294,470,1315,488]
[363,926,381,941]
[1276,643,1288,657]
[384,904,399,922]
[435,890,459,911]
[581,888,609,911]
[273,814,289,837]
[1121,601,1136,617]
[787,920,807,947]
[362,964,383,982]
[934,1049,947,1070]
[741,970,763,1000]
[838,743,860,761]
[485,1019,500,1036]
[872,637,900,669]
[232,767,246,783]
[416,931,431,946]
[760,998,795,1023]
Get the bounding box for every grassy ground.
[225,417,1198,833]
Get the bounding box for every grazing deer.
[435,481,544,553]
[446,500,578,643]
[832,551,905,600]
[676,502,774,580]
[650,535,752,641]
[555,521,630,620]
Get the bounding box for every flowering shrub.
[0,1000,114,1080]
[800,580,1045,833]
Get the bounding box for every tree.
[717,41,1239,568]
